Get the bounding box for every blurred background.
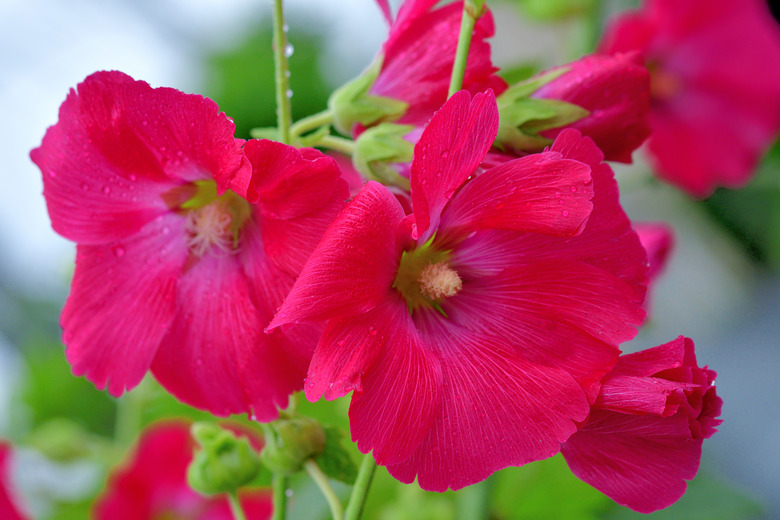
[1,0,779,518]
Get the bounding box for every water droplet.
[141,120,149,126]
[284,43,294,57]
[162,226,170,234]
[570,185,577,192]
[80,182,89,191]
[48,170,57,178]
[440,149,449,158]
[282,23,289,33]
[562,210,569,217]
[159,146,167,153]
[128,173,137,181]
[195,358,203,367]
[285,70,291,78]
[111,245,126,257]
[285,489,294,498]
[286,89,293,98]
[102,186,111,194]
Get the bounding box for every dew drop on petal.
[562,210,569,217]
[102,186,111,194]
[111,245,125,257]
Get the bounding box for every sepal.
[354,123,415,189]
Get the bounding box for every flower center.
[418,262,462,300]
[181,180,251,258]
[393,236,461,314]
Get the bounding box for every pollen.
[185,202,235,257]
[418,262,463,300]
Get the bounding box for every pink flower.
[0,443,29,520]
[93,422,272,519]
[532,53,652,163]
[370,0,507,128]
[270,90,648,490]
[600,0,780,196]
[30,71,348,419]
[561,336,722,513]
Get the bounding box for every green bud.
[496,69,589,152]
[354,123,415,190]
[187,422,261,496]
[328,57,409,135]
[261,416,326,475]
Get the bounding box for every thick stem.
[229,491,249,520]
[290,110,334,139]
[272,474,289,520]
[304,459,344,520]
[448,0,486,97]
[343,453,377,520]
[272,0,292,144]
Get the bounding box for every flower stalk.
[228,491,249,520]
[304,459,344,520]
[343,453,377,520]
[448,0,487,97]
[272,0,293,144]
[272,473,289,520]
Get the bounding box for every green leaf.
[315,425,358,484]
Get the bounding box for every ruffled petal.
[411,90,498,238]
[151,220,306,419]
[561,411,701,514]
[440,151,593,237]
[30,71,250,243]
[62,213,187,397]
[269,182,405,328]
[347,302,443,465]
[386,321,589,491]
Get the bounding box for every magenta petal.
[62,213,187,396]
[151,235,305,420]
[0,444,28,520]
[347,303,443,465]
[270,182,405,328]
[441,151,593,237]
[411,90,499,238]
[386,327,589,491]
[561,411,702,513]
[31,71,250,243]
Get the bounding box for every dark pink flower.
[93,422,272,520]
[600,0,780,196]
[270,90,648,490]
[0,443,29,520]
[532,53,652,163]
[30,71,348,419]
[561,336,722,513]
[370,0,507,128]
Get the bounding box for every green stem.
[448,0,486,97]
[290,110,334,139]
[304,459,344,520]
[272,474,289,520]
[343,453,377,520]
[317,135,357,156]
[114,377,147,449]
[229,491,249,520]
[272,0,292,144]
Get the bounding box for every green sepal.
[249,127,280,141]
[187,422,262,496]
[496,69,589,152]
[328,57,409,135]
[314,425,358,484]
[354,123,415,190]
[297,125,332,148]
[260,415,326,476]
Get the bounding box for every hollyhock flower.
[333,0,506,134]
[600,0,780,196]
[270,90,648,490]
[530,53,652,163]
[561,336,722,513]
[0,443,29,520]
[93,422,272,519]
[30,71,348,419]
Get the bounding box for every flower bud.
[328,57,408,135]
[260,416,326,475]
[186,422,261,495]
[354,123,415,190]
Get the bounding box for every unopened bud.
[187,422,261,495]
[261,416,326,475]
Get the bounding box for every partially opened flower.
[600,0,780,196]
[0,443,29,520]
[530,52,652,163]
[93,422,272,520]
[561,336,722,513]
[270,90,648,490]
[331,0,506,134]
[31,71,348,419]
